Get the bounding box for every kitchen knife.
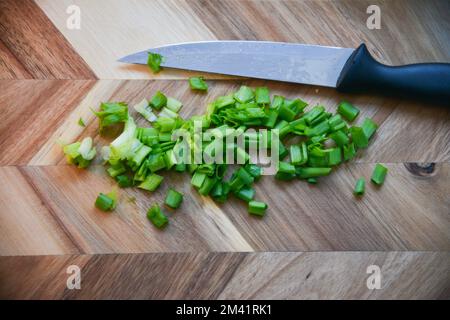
[119,41,450,104]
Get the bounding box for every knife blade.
[119,41,450,104]
[119,41,353,87]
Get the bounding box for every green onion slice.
[371,164,388,186]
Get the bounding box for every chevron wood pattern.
[0,0,96,79]
[0,80,449,255]
[1,252,449,299]
[0,0,449,299]
[32,0,450,79]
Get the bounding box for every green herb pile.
[63,84,386,229]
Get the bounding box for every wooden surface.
[0,80,449,256]
[34,0,450,79]
[0,0,449,299]
[1,252,449,299]
[0,0,96,79]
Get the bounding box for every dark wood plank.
[0,252,448,299]
[0,80,96,165]
[0,0,96,79]
[0,40,32,79]
[189,0,450,65]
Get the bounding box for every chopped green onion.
[305,120,330,137]
[285,99,308,115]
[107,163,126,178]
[327,148,342,166]
[303,105,325,125]
[255,87,270,105]
[159,107,178,119]
[95,190,117,211]
[75,84,381,224]
[165,188,183,209]
[213,94,234,109]
[290,144,302,165]
[235,186,255,202]
[244,164,262,180]
[78,117,86,127]
[138,173,164,191]
[275,171,296,180]
[361,117,378,139]
[189,77,208,91]
[279,141,289,160]
[166,97,183,113]
[147,153,166,172]
[191,171,207,188]
[147,52,163,73]
[94,102,128,131]
[328,114,346,131]
[329,130,349,147]
[278,161,296,174]
[248,200,267,216]
[198,176,217,195]
[63,137,96,169]
[264,109,278,128]
[115,174,133,188]
[271,95,285,109]
[147,204,168,228]
[175,163,186,172]
[296,167,332,179]
[234,85,254,103]
[134,98,157,122]
[343,143,356,161]
[155,117,176,132]
[350,126,369,148]
[278,103,297,121]
[211,181,230,203]
[290,142,308,165]
[337,101,360,122]
[150,91,167,110]
[371,164,388,186]
[354,177,365,196]
[236,167,254,185]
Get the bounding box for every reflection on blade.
[118,41,354,87]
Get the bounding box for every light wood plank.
[0,252,448,299]
[36,0,450,79]
[18,165,253,253]
[0,167,80,256]
[0,163,445,254]
[36,0,226,79]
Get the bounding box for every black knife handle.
[336,44,450,106]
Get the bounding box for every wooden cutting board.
[1,78,449,255]
[0,0,449,299]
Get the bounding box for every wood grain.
[36,0,450,79]
[0,0,96,79]
[0,80,96,166]
[0,166,80,256]
[0,80,449,254]
[0,252,449,299]
[1,80,448,166]
[0,162,443,254]
[1,0,449,299]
